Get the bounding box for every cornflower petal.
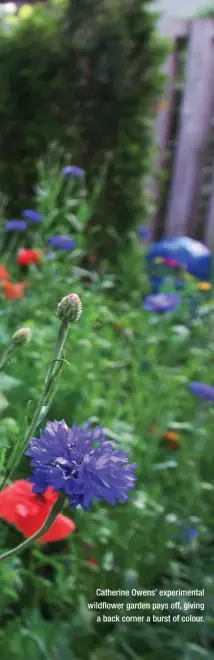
[26,420,137,510]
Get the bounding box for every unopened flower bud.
[12,327,32,347]
[122,328,134,341]
[57,293,82,324]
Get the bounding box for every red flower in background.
[0,265,9,281]
[82,542,99,567]
[17,248,43,266]
[0,480,76,543]
[3,282,26,299]
[87,557,99,566]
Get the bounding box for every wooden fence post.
[148,16,189,238]
[164,19,214,238]
[205,162,214,249]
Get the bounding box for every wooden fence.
[150,15,214,249]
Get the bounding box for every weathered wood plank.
[158,15,190,39]
[164,19,214,238]
[148,16,190,238]
[148,48,178,234]
[204,159,214,249]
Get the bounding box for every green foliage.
[0,231,214,656]
[197,3,214,18]
[0,0,166,261]
[0,147,214,656]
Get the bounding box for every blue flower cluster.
[5,164,84,251]
[48,236,76,251]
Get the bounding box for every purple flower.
[26,420,137,510]
[185,528,198,541]
[174,522,199,543]
[144,293,181,314]
[138,226,152,241]
[48,235,76,251]
[62,165,84,177]
[5,220,27,231]
[22,210,43,223]
[189,381,214,401]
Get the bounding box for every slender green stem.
[0,344,14,371]
[4,234,18,266]
[37,366,63,427]
[0,321,69,489]
[22,321,68,447]
[0,495,66,562]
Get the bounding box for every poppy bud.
[12,327,32,347]
[57,293,82,324]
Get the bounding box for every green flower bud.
[57,293,82,324]
[12,327,32,347]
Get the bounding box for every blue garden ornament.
[146,237,212,292]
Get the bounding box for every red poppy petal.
[87,557,99,565]
[3,282,25,299]
[0,265,10,280]
[17,249,42,266]
[38,514,76,543]
[42,487,58,505]
[0,479,75,543]
[0,480,33,523]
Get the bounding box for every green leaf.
[169,422,194,432]
[67,214,82,232]
[77,203,89,225]
[91,653,124,660]
[154,460,178,471]
[186,645,211,658]
[0,437,10,448]
[0,374,21,392]
[100,280,115,289]
[0,393,8,412]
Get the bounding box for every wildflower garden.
[0,1,214,659]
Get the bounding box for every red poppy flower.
[17,248,43,267]
[0,265,9,281]
[163,431,180,450]
[3,281,26,299]
[0,480,76,543]
[87,557,99,566]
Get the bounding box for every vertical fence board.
[205,163,214,249]
[148,16,189,237]
[164,19,214,238]
[158,15,190,39]
[148,49,178,235]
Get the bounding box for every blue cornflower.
[189,381,214,401]
[144,293,181,314]
[26,420,137,510]
[175,522,199,543]
[62,165,84,177]
[138,226,151,241]
[22,210,43,223]
[185,528,198,541]
[48,235,76,251]
[5,220,27,231]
